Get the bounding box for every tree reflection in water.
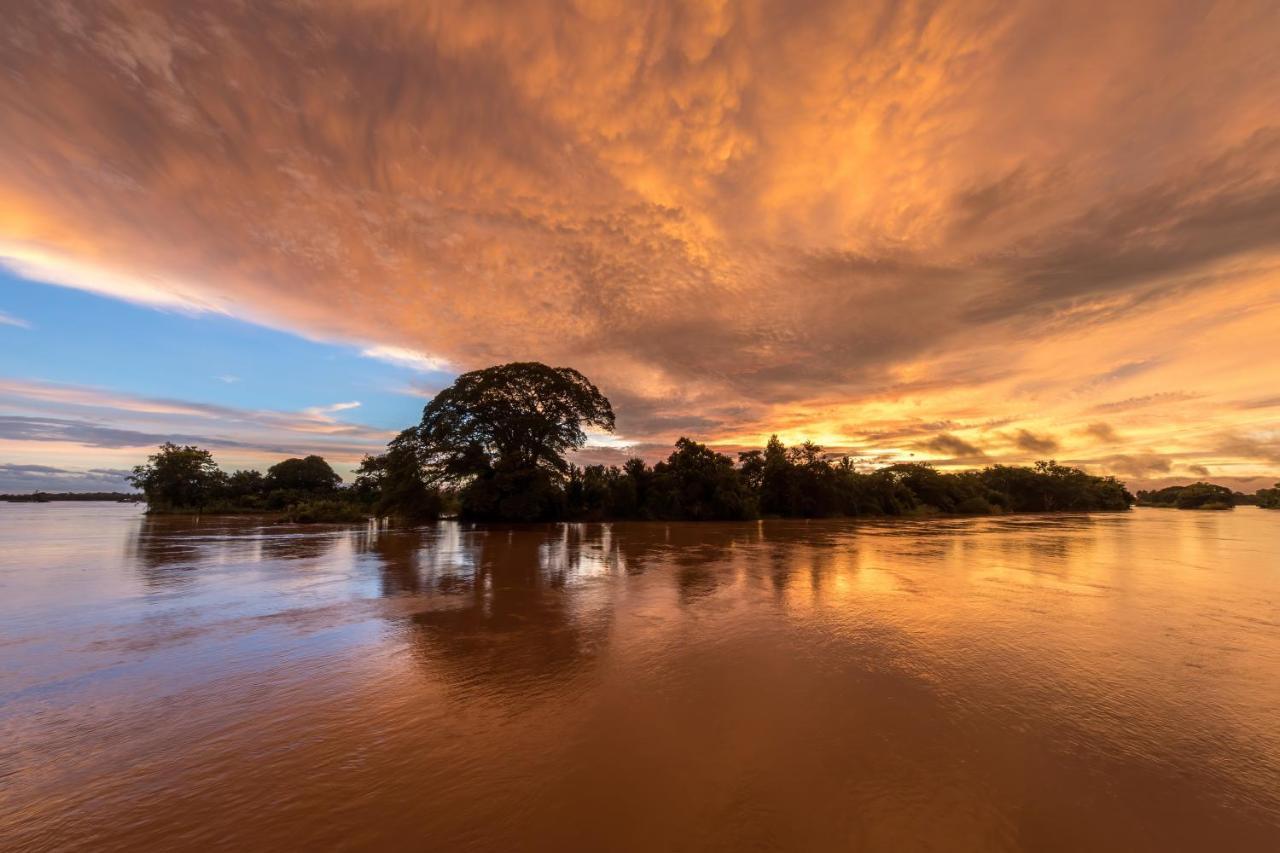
[354,521,772,696]
[128,515,348,589]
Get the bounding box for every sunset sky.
[2,0,1279,493]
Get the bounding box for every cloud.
[1187,464,1211,476]
[0,0,1277,482]
[1082,423,1119,443]
[361,346,451,374]
[1012,429,1059,455]
[0,244,226,314]
[1214,434,1280,465]
[0,309,31,328]
[0,414,271,451]
[0,379,394,463]
[304,401,362,417]
[1088,393,1201,415]
[915,433,985,459]
[1094,454,1174,479]
[214,374,241,384]
[0,461,134,493]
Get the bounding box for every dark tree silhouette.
[354,428,442,521]
[124,366,1140,523]
[264,455,342,493]
[1136,482,1235,510]
[128,442,225,511]
[418,362,615,521]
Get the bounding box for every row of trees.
[1258,484,1280,509]
[129,446,356,518]
[130,362,1138,523]
[557,439,1135,522]
[1135,483,1237,510]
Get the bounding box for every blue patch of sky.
[0,268,447,430]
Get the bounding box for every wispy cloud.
[0,461,134,493]
[0,379,393,459]
[303,401,362,419]
[0,244,226,314]
[0,309,31,328]
[1012,429,1059,455]
[914,433,986,460]
[361,346,450,374]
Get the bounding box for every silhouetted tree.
[1257,483,1280,509]
[129,442,226,511]
[644,437,756,520]
[124,365,1142,523]
[224,470,267,505]
[1136,482,1234,510]
[354,428,442,521]
[265,455,342,493]
[418,362,615,521]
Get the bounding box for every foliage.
[559,437,1131,521]
[129,443,225,511]
[127,363,1143,524]
[417,362,614,521]
[646,438,757,520]
[280,499,369,524]
[131,445,372,521]
[978,460,1133,512]
[354,429,443,521]
[1136,482,1236,510]
[265,455,341,493]
[1255,483,1280,509]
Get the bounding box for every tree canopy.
[417,362,615,520]
[129,442,224,511]
[419,362,615,479]
[125,364,1143,524]
[1136,482,1235,510]
[265,455,342,493]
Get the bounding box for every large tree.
[129,442,225,511]
[418,362,614,520]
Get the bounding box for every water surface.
[1,504,1278,851]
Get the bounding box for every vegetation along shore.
[124,362,1278,523]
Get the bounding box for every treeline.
[128,361,1137,523]
[129,444,368,521]
[559,437,1134,521]
[0,491,141,503]
[1134,482,1280,510]
[129,436,1135,523]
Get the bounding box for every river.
[1,504,1277,850]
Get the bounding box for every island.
[126,362,1138,523]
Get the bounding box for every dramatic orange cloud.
[2,0,1279,487]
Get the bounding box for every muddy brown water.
[1,504,1278,851]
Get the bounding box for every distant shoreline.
[0,492,142,503]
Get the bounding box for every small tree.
[265,455,342,493]
[354,428,442,521]
[129,443,225,511]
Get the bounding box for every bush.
[280,499,369,524]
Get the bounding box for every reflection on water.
[1,503,1278,851]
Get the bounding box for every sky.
[2,0,1279,493]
